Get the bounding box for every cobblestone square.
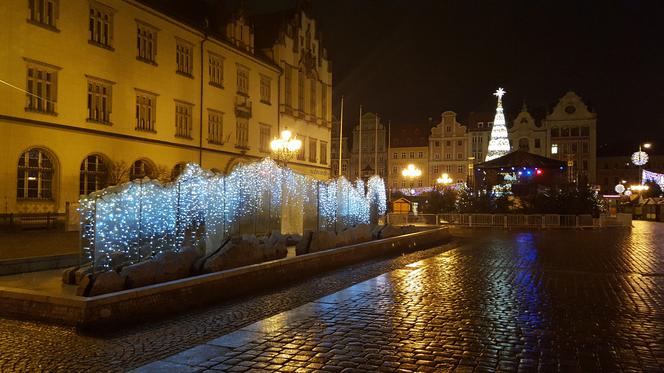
[2,222,664,372]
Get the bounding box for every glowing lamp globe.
[614,184,625,194]
[631,151,649,166]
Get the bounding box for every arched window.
[518,138,529,151]
[171,163,186,180]
[80,154,108,195]
[17,148,55,200]
[130,159,154,180]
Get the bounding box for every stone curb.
[0,253,79,276]
[0,228,451,328]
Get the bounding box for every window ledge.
[260,100,272,105]
[209,82,224,89]
[208,140,225,145]
[235,144,250,151]
[175,135,193,140]
[88,40,115,51]
[86,118,113,126]
[17,197,55,202]
[26,19,59,33]
[135,127,157,133]
[25,108,57,116]
[176,70,194,79]
[136,56,158,66]
[236,91,249,98]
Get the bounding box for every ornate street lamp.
[632,142,652,185]
[270,129,302,165]
[401,164,422,178]
[436,173,453,186]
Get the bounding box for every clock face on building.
[565,105,576,114]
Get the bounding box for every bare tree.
[107,160,130,186]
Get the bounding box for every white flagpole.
[338,96,344,176]
[374,113,378,175]
[358,105,362,179]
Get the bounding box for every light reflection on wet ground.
[135,221,664,371]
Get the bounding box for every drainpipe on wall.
[199,22,209,167]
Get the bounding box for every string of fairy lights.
[80,158,388,272]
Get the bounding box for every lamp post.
[632,142,651,185]
[270,129,302,165]
[436,173,453,188]
[401,164,422,195]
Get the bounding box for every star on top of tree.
[493,87,506,100]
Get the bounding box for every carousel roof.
[476,150,566,170]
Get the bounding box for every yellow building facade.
[0,0,331,215]
[388,126,429,191]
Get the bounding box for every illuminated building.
[0,0,332,216]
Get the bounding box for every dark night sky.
[172,0,664,154]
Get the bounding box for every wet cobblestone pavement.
[3,222,664,372]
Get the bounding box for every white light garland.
[79,158,387,273]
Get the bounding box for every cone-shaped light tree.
[485,87,511,161]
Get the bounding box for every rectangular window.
[135,90,156,132]
[320,141,327,164]
[551,128,559,137]
[176,39,193,76]
[457,140,462,146]
[89,2,114,48]
[137,22,157,63]
[401,152,406,159]
[446,140,451,146]
[457,165,463,173]
[571,143,578,153]
[401,181,406,188]
[561,127,570,137]
[409,152,414,158]
[446,165,451,173]
[235,117,249,148]
[208,52,223,87]
[446,153,451,160]
[582,142,589,153]
[298,70,305,111]
[418,151,423,158]
[297,134,305,160]
[392,166,397,174]
[175,101,193,138]
[259,124,271,153]
[571,127,579,137]
[26,63,58,114]
[433,166,439,174]
[392,152,397,159]
[581,127,590,136]
[208,109,223,144]
[237,66,249,95]
[284,66,292,107]
[28,0,58,29]
[309,138,317,162]
[87,78,112,124]
[434,141,440,147]
[434,153,440,160]
[534,138,541,148]
[457,153,462,160]
[582,160,588,170]
[260,75,271,104]
[551,144,558,154]
[310,79,316,115]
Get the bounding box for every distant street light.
[436,173,453,186]
[270,129,302,164]
[402,164,422,178]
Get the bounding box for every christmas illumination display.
[643,170,664,190]
[631,151,649,166]
[485,87,511,161]
[80,158,386,272]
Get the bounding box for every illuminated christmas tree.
[485,87,511,161]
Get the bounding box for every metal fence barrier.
[387,213,632,229]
